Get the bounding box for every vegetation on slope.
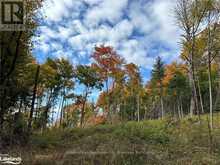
[12,114,220,165]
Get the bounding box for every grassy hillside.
[13,115,220,164]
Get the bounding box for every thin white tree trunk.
[178,98,181,119]
[197,76,204,114]
[180,98,184,118]
[160,81,164,119]
[137,94,140,122]
[189,71,195,118]
[207,12,213,129]
[161,97,164,119]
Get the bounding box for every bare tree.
[205,0,220,129]
[175,0,208,118]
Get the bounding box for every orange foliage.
[96,91,107,107]
[65,104,81,114]
[125,63,139,77]
[145,83,152,95]
[163,62,187,86]
[86,115,106,126]
[91,45,124,78]
[145,62,187,95]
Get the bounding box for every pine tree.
[151,56,165,119]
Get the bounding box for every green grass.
[21,114,220,164]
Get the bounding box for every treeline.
[0,0,43,146]
[0,0,219,146]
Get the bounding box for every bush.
[113,122,169,144]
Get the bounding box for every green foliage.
[167,70,190,98]
[113,121,169,144]
[23,115,220,164]
[31,130,63,149]
[151,56,165,84]
[1,1,220,161]
[75,65,103,90]
[0,0,43,146]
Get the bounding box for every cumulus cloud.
[41,0,84,22]
[34,0,181,69]
[150,0,180,46]
[84,0,128,26]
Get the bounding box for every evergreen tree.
[151,56,165,119]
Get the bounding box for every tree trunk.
[208,56,213,129]
[1,32,22,84]
[80,88,88,128]
[159,81,164,119]
[197,76,204,114]
[28,65,40,133]
[189,96,195,117]
[144,104,148,120]
[173,101,176,119]
[137,94,140,122]
[59,88,66,127]
[214,56,220,111]
[105,78,111,123]
[189,67,199,118]
[191,32,200,120]
[186,29,199,119]
[180,97,184,118]
[177,98,181,119]
[43,90,52,130]
[207,12,213,130]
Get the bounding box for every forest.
[0,0,220,164]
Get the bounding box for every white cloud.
[41,0,84,22]
[39,26,57,40]
[34,0,181,69]
[128,1,155,34]
[39,43,50,53]
[51,42,63,51]
[83,0,103,5]
[150,0,180,46]
[118,39,154,69]
[41,0,67,22]
[84,0,128,26]
[110,19,134,41]
[58,26,74,40]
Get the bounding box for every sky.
[33,0,181,83]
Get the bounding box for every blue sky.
[33,0,181,83]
